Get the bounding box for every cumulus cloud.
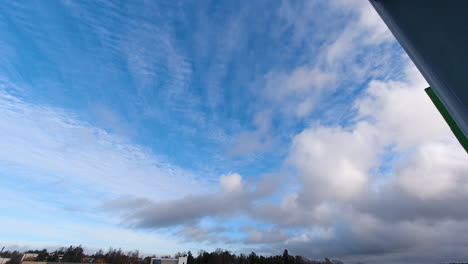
[396,142,468,200]
[103,192,248,229]
[290,123,378,203]
[356,66,449,149]
[220,173,243,193]
[277,60,468,261]
[103,172,284,229]
[289,216,468,264]
[252,196,338,228]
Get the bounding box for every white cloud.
[265,67,335,100]
[396,142,468,199]
[356,65,448,149]
[0,85,209,203]
[353,64,468,200]
[220,173,243,193]
[246,0,397,142]
[280,59,468,260]
[331,0,392,45]
[285,60,467,213]
[323,0,393,66]
[290,122,378,203]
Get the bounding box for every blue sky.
[1,1,468,263]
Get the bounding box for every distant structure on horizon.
[0,258,11,264]
[20,254,39,263]
[369,0,468,152]
[22,260,107,264]
[20,253,104,264]
[150,257,188,264]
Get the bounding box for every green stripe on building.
[425,87,468,154]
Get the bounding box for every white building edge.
[150,257,188,264]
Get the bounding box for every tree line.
[0,246,343,264]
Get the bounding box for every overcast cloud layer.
[1,1,467,263]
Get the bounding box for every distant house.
[0,258,11,264]
[22,262,108,264]
[21,261,47,264]
[150,257,188,264]
[21,254,39,262]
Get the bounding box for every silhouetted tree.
[187,251,194,264]
[283,250,289,264]
[0,250,22,264]
[62,245,84,262]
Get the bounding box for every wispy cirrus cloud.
[0,82,209,202]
